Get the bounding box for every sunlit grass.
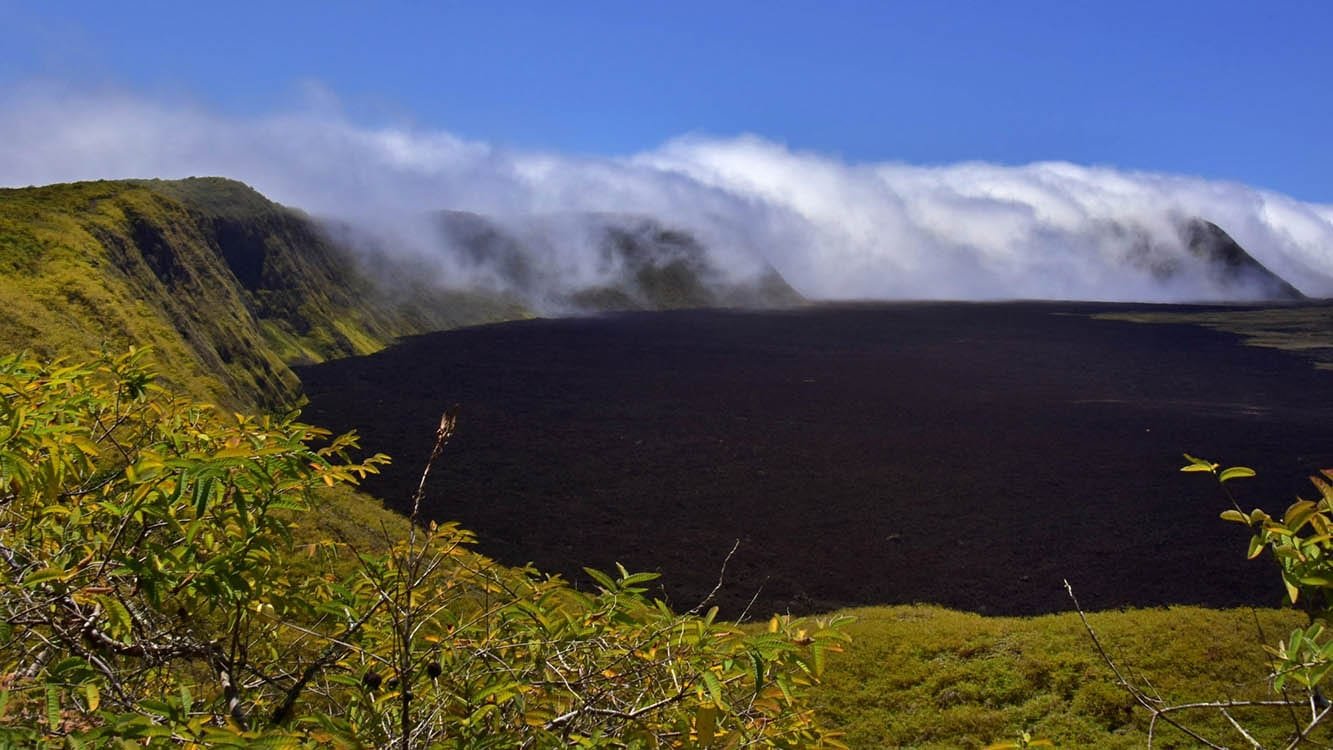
[1099,304,1333,369]
[808,603,1324,748]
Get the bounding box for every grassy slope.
[811,604,1323,748]
[0,180,294,406]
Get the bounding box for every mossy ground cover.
[810,604,1320,748]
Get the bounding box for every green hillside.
[0,178,527,408]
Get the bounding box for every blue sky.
[3,1,1332,201]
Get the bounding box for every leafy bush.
[0,350,846,747]
[1188,454,1333,741]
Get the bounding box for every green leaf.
[750,648,766,696]
[1284,573,1301,604]
[582,567,618,592]
[243,735,304,750]
[97,595,134,637]
[700,670,727,710]
[23,566,68,587]
[619,571,661,586]
[1181,454,1217,472]
[1285,501,1320,533]
[45,684,60,732]
[193,476,210,516]
[1220,466,1257,482]
[1220,509,1248,524]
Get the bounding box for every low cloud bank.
[2,87,1331,302]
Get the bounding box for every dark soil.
[295,301,1333,617]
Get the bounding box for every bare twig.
[1221,708,1263,749]
[269,599,386,726]
[689,538,740,615]
[1066,579,1230,750]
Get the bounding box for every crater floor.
[297,301,1333,616]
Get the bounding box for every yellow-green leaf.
[1220,466,1256,482]
[700,670,727,710]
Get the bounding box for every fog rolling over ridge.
[2,89,1331,304]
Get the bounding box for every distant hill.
[1115,216,1304,301]
[1177,218,1304,300]
[434,210,804,312]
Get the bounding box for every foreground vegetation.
[8,350,1333,747]
[0,351,846,747]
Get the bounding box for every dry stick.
[397,407,457,749]
[268,600,386,725]
[1282,701,1333,750]
[544,681,697,730]
[1064,579,1229,750]
[736,583,766,624]
[689,539,741,615]
[411,408,458,524]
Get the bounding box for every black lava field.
[296,302,1333,617]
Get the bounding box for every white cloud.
[2,86,1330,302]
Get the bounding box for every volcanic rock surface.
[299,302,1333,617]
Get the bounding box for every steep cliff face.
[0,180,298,406]
[0,178,525,408]
[138,178,452,367]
